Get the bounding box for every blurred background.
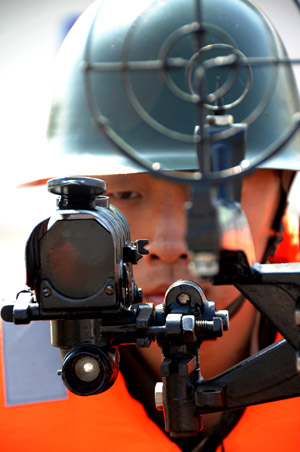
[0,0,300,302]
[0,0,93,301]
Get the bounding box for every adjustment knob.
[48,176,106,196]
[47,176,106,209]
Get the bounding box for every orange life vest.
[218,397,300,451]
[0,327,180,451]
[0,213,299,451]
[1,323,300,451]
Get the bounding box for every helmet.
[26,0,300,185]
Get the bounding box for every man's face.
[102,169,282,378]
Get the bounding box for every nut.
[182,315,197,342]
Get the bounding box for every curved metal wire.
[157,23,237,104]
[84,81,300,185]
[119,6,270,146]
[186,44,252,110]
[83,0,300,185]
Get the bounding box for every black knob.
[47,177,106,209]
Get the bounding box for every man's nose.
[146,199,188,264]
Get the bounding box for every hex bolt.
[177,293,191,305]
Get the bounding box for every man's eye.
[109,191,141,200]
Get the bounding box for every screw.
[42,287,52,297]
[105,285,115,295]
[177,293,191,305]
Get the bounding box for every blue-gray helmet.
[28,0,300,184]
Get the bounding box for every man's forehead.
[93,172,146,187]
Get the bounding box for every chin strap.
[224,294,245,319]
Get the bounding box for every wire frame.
[83,0,300,185]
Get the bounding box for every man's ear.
[268,213,300,263]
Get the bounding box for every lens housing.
[61,343,119,395]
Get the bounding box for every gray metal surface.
[2,320,67,406]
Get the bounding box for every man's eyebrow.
[107,175,143,186]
